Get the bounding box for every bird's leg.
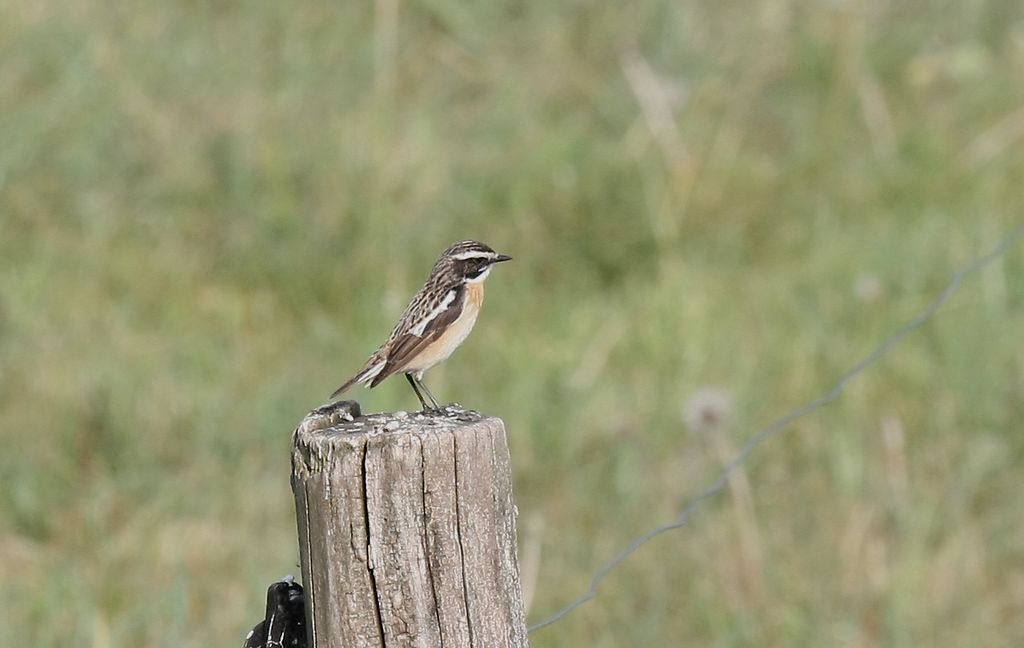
[414,375,441,411]
[404,373,430,411]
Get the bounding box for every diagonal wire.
[528,224,1024,633]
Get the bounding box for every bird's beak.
[493,254,513,263]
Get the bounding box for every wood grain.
[291,403,528,648]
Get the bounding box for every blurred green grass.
[2,1,1024,646]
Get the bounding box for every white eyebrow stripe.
[451,250,496,261]
[411,288,458,336]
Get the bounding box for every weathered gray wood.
[291,401,529,648]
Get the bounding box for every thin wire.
[528,224,1024,633]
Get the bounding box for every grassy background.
[3,1,1024,646]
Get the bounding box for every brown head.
[435,240,512,284]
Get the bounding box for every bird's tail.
[330,357,386,400]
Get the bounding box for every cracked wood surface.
[291,402,529,648]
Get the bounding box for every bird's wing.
[330,274,459,399]
[369,285,465,387]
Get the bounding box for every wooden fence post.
[291,401,530,648]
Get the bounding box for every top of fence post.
[290,400,529,648]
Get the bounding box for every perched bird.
[331,240,512,410]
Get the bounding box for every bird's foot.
[417,402,465,416]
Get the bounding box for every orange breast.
[406,282,484,372]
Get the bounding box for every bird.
[331,240,512,411]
